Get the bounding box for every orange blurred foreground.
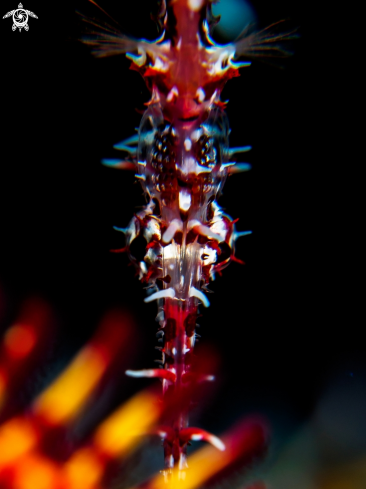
[0,296,268,489]
[141,419,268,489]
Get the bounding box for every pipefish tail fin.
[77,0,168,60]
[233,20,299,60]
[77,10,141,58]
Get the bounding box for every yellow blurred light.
[94,390,160,457]
[64,447,104,489]
[13,453,59,489]
[4,324,36,358]
[148,443,230,489]
[0,417,37,468]
[33,346,107,425]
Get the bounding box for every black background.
[0,0,362,484]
